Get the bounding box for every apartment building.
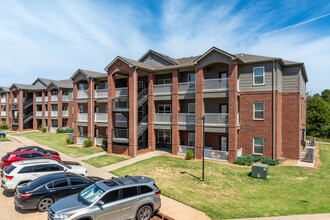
[0,47,307,162]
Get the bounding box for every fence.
[154,113,172,124]
[203,78,228,91]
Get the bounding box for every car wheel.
[37,197,54,212]
[136,205,152,220]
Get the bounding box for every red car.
[1,150,61,169]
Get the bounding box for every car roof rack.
[125,175,139,183]
[111,177,125,186]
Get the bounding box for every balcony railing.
[14,98,17,103]
[36,97,42,102]
[95,113,108,123]
[51,111,58,117]
[204,113,228,126]
[12,118,19,124]
[1,111,6,117]
[62,95,69,102]
[115,87,128,97]
[154,84,172,95]
[112,98,129,111]
[62,111,69,117]
[77,137,88,145]
[112,128,129,143]
[94,137,105,146]
[178,82,195,94]
[36,111,42,117]
[77,90,88,99]
[51,95,58,102]
[178,145,196,156]
[203,78,228,91]
[95,89,108,98]
[179,113,195,124]
[50,127,57,133]
[1,98,6,103]
[154,113,172,124]
[116,113,127,127]
[78,113,88,122]
[204,149,229,161]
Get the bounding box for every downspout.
[272,60,276,159]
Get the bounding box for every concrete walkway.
[236,213,330,220]
[101,150,169,172]
[77,151,107,161]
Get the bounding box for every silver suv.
[48,176,161,220]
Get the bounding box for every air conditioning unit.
[251,163,269,179]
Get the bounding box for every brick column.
[9,91,13,129]
[195,68,204,159]
[128,68,138,157]
[48,91,52,131]
[148,73,156,151]
[33,92,37,130]
[6,93,10,123]
[228,64,238,162]
[73,83,79,143]
[0,94,2,124]
[88,80,95,144]
[58,90,63,129]
[18,90,23,132]
[172,70,180,155]
[107,74,116,154]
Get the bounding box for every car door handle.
[49,190,55,192]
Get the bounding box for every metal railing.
[115,87,128,97]
[62,95,69,102]
[178,82,195,94]
[178,145,196,156]
[14,98,17,103]
[203,78,228,91]
[154,113,172,124]
[94,138,105,146]
[62,111,69,117]
[204,149,229,161]
[77,90,88,99]
[36,97,42,102]
[51,111,58,117]
[112,98,129,111]
[95,113,108,123]
[77,137,88,145]
[115,113,127,127]
[95,89,108,98]
[1,111,6,117]
[36,111,42,117]
[179,113,195,124]
[50,127,57,133]
[204,113,228,125]
[1,98,6,103]
[154,84,172,95]
[113,128,129,139]
[51,95,58,102]
[78,113,88,122]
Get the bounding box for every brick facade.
[171,69,180,155]
[148,73,156,151]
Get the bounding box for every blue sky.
[0,0,329,94]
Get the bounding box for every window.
[158,79,171,84]
[78,84,84,90]
[253,67,265,85]
[219,136,228,151]
[70,177,88,186]
[158,104,171,113]
[17,153,31,159]
[158,130,171,144]
[52,91,58,95]
[48,164,64,171]
[47,182,54,189]
[33,165,49,172]
[102,190,119,204]
[79,127,84,137]
[188,103,195,113]
[219,72,228,78]
[95,129,99,138]
[31,153,43,158]
[122,187,138,199]
[52,106,58,111]
[18,166,33,174]
[188,74,196,82]
[53,179,69,188]
[188,133,195,147]
[253,137,264,154]
[254,102,264,119]
[79,106,83,113]
[139,185,153,194]
[52,120,58,127]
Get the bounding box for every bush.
[235,155,280,166]
[0,123,10,129]
[39,126,47,133]
[261,156,280,165]
[56,128,61,134]
[58,128,74,133]
[102,139,108,147]
[185,150,194,160]
[84,139,93,147]
[66,137,74,145]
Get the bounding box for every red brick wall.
[300,95,306,151]
[228,64,238,162]
[282,93,300,159]
[95,126,107,138]
[137,148,151,155]
[112,144,129,155]
[205,133,227,150]
[275,92,282,158]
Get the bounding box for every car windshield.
[2,154,10,160]
[78,184,104,206]
[5,165,16,174]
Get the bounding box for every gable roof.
[193,47,237,64]
[10,83,46,91]
[32,78,53,87]
[47,80,73,89]
[70,69,106,80]
[104,56,154,72]
[0,87,10,93]
[138,50,178,65]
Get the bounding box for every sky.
[0,0,329,94]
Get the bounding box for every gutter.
[272,60,276,159]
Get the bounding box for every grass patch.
[83,155,127,168]
[12,132,105,158]
[0,138,11,142]
[112,144,330,219]
[0,129,13,134]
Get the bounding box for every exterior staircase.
[137,114,148,137]
[23,112,33,124]
[23,98,33,110]
[138,88,148,108]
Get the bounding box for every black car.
[14,172,103,212]
[14,146,59,156]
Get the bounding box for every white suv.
[1,158,88,192]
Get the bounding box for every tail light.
[18,193,32,199]
[5,175,14,180]
[155,190,161,195]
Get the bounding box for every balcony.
[179,113,195,125]
[14,98,17,103]
[51,95,58,102]
[112,128,129,144]
[78,113,88,122]
[115,87,128,97]
[62,111,69,117]
[95,89,108,99]
[154,113,172,124]
[45,111,48,116]
[204,113,228,126]
[116,113,127,127]
[77,137,88,145]
[178,145,196,156]
[36,97,42,102]
[94,137,106,146]
[12,118,19,125]
[112,98,129,112]
[154,84,172,95]
[51,111,58,117]
[36,111,42,117]
[203,78,228,92]
[62,95,69,102]
[178,82,195,94]
[1,111,6,117]
[177,146,229,162]
[12,104,18,110]
[1,98,6,103]
[77,90,88,99]
[95,113,108,123]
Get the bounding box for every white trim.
[253,66,265,86]
[253,102,265,120]
[253,137,264,155]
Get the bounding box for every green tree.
[306,96,330,137]
[321,89,330,103]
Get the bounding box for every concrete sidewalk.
[77,151,107,161]
[235,213,330,220]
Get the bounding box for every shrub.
[185,150,194,160]
[56,128,61,134]
[59,128,74,133]
[102,139,108,147]
[66,137,74,145]
[261,156,280,165]
[39,126,47,133]
[0,123,10,129]
[84,139,93,147]
[235,155,280,166]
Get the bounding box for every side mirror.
[97,200,104,206]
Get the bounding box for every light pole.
[199,116,205,181]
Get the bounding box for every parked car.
[1,150,61,169]
[14,172,104,212]
[1,158,88,192]
[0,132,5,138]
[13,146,59,157]
[49,176,161,220]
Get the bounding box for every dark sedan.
[14,146,59,156]
[14,172,103,212]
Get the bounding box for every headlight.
[54,212,76,218]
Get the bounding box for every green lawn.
[0,129,13,134]
[12,132,105,158]
[0,138,11,142]
[83,155,127,168]
[112,144,330,219]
